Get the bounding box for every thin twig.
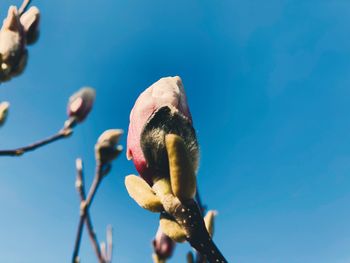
[85,210,104,262]
[18,0,32,16]
[0,128,72,156]
[72,160,105,263]
[106,225,113,262]
[101,242,107,261]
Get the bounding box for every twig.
[72,159,106,263]
[101,242,107,261]
[0,128,72,156]
[18,0,32,16]
[106,225,113,263]
[85,209,104,262]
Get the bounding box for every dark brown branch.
[0,128,72,156]
[168,199,227,263]
[72,160,105,263]
[195,190,207,263]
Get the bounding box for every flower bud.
[152,228,176,260]
[0,101,10,126]
[127,76,199,185]
[20,6,40,45]
[0,6,26,82]
[67,87,95,124]
[95,129,123,164]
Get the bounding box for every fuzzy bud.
[95,129,123,164]
[67,87,95,124]
[127,76,199,185]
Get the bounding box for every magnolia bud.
[0,6,26,82]
[153,228,176,260]
[127,76,199,185]
[95,129,123,164]
[20,6,40,45]
[67,87,95,124]
[0,101,10,126]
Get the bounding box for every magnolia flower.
[67,87,96,124]
[126,76,199,185]
[153,228,176,260]
[95,129,123,164]
[0,101,10,126]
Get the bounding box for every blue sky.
[1,0,350,262]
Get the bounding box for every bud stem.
[72,161,108,263]
[0,127,72,156]
[153,178,227,262]
[18,0,32,16]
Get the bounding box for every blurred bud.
[67,87,95,124]
[95,129,123,164]
[0,101,10,126]
[153,228,176,260]
[0,6,26,82]
[100,242,107,260]
[127,76,199,185]
[20,6,40,45]
[204,210,217,237]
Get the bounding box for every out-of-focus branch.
[106,225,113,263]
[18,0,32,16]
[0,128,72,156]
[72,159,105,263]
[72,129,122,263]
[0,87,95,157]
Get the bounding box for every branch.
[100,225,113,263]
[0,128,72,156]
[72,159,106,263]
[18,0,32,16]
[106,225,113,263]
[195,190,207,263]
[173,200,227,263]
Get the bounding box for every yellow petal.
[159,213,186,243]
[165,134,196,201]
[125,175,164,212]
[204,210,217,237]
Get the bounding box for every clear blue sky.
[1,0,350,262]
